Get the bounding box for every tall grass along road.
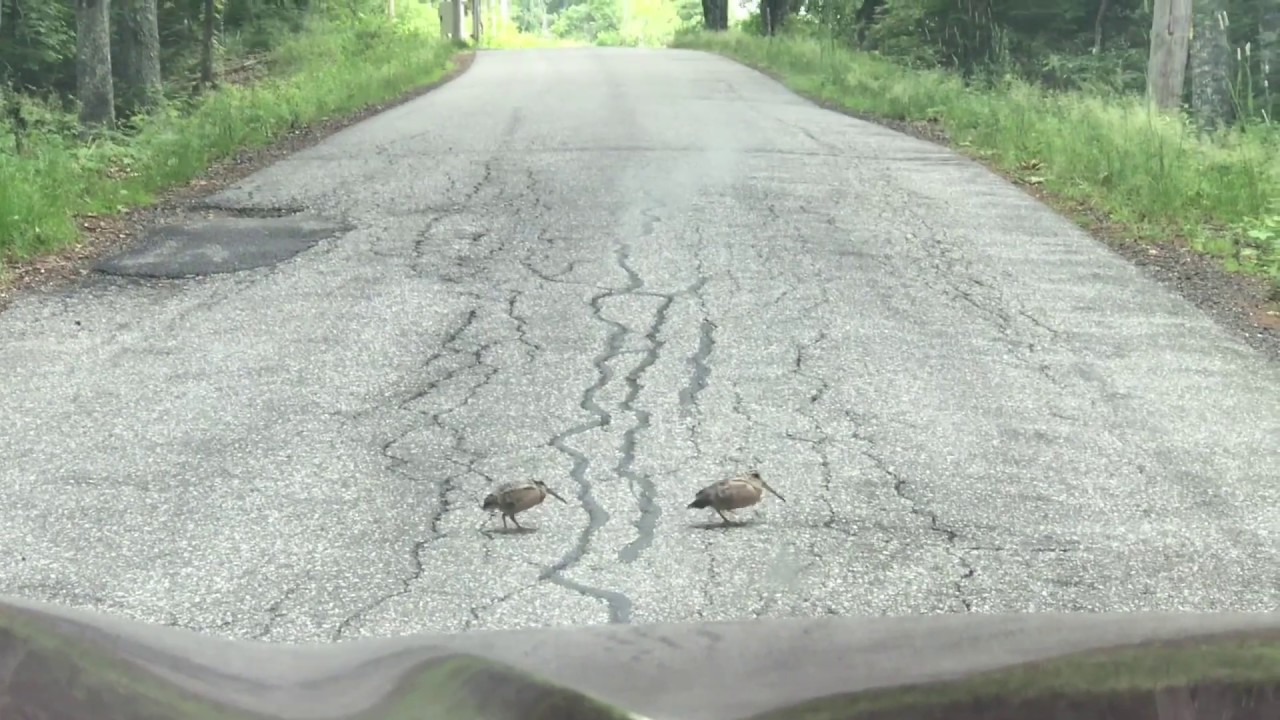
[0,12,458,276]
[0,47,1278,640]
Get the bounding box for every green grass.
[0,11,462,266]
[750,636,1280,720]
[674,30,1280,297]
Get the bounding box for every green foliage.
[524,0,696,46]
[1230,212,1280,294]
[728,0,1277,121]
[674,29,1280,288]
[0,1,77,91]
[0,9,458,261]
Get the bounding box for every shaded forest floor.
[674,30,1280,361]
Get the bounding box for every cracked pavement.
[1,47,1279,642]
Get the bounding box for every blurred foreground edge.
[2,595,1280,720]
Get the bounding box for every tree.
[1189,0,1233,130]
[701,0,727,30]
[1259,0,1279,116]
[1092,0,1111,53]
[199,0,218,89]
[1146,0,1193,110]
[75,0,116,129]
[760,0,788,34]
[118,0,162,112]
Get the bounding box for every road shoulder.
[0,51,477,313]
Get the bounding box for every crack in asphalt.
[963,545,1078,554]
[541,244,639,623]
[905,220,1067,394]
[253,583,303,640]
[786,330,860,542]
[504,289,542,363]
[678,315,716,419]
[462,581,539,631]
[459,159,496,208]
[616,243,673,565]
[896,212,1137,449]
[332,307,503,640]
[842,407,975,612]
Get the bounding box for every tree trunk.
[118,0,162,113]
[1189,0,1233,130]
[75,0,116,130]
[762,0,788,35]
[1146,0,1193,110]
[1092,0,1110,54]
[1259,1,1279,117]
[700,0,727,30]
[199,0,217,89]
[388,0,395,19]
[855,0,884,46]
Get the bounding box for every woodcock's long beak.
[762,480,786,502]
[545,486,568,503]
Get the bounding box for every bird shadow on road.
[476,525,539,539]
[688,519,758,531]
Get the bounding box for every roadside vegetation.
[477,0,704,47]
[671,0,1280,300]
[0,0,461,272]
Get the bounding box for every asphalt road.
[2,47,1278,643]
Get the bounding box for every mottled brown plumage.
[482,479,567,530]
[687,470,785,524]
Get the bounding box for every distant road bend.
[0,47,1277,642]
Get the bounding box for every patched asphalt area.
[0,47,1277,642]
[94,211,346,279]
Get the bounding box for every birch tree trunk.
[1190,0,1234,130]
[1259,0,1279,117]
[1147,0,1193,110]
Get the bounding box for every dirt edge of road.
[718,54,1280,365]
[0,50,478,314]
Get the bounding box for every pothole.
[93,207,346,279]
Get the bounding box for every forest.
[1,0,1278,296]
